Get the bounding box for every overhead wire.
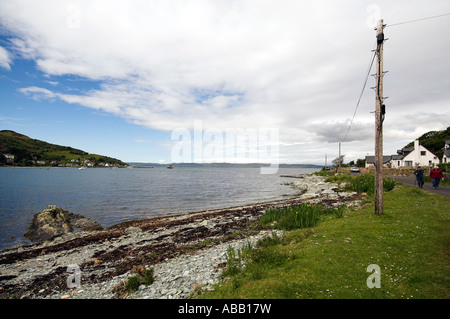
[341,42,377,143]
[386,12,450,28]
[340,12,450,144]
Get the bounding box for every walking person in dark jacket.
[430,165,444,188]
[414,166,424,188]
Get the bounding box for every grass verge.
[199,184,449,299]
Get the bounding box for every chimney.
[415,140,420,161]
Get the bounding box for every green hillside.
[404,126,450,159]
[0,130,127,167]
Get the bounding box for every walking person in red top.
[430,165,444,188]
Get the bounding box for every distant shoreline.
[0,163,323,169]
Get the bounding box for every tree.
[356,158,365,167]
[332,155,345,168]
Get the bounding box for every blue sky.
[0,42,171,162]
[1,76,168,163]
[1,0,449,164]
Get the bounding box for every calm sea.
[0,166,319,251]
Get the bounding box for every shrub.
[438,163,450,172]
[142,268,155,286]
[119,267,155,296]
[125,276,141,293]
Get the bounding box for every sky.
[0,0,449,165]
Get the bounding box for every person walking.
[414,166,425,188]
[430,165,444,188]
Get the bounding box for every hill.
[404,126,450,159]
[0,130,127,167]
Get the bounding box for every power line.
[340,12,450,143]
[342,43,377,143]
[386,12,450,28]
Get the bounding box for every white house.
[365,155,392,168]
[443,140,450,164]
[4,154,14,164]
[390,155,404,168]
[401,140,439,167]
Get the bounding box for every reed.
[260,203,339,231]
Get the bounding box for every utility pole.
[374,19,385,215]
[339,142,341,170]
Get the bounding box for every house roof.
[391,154,404,160]
[397,147,414,155]
[365,155,392,164]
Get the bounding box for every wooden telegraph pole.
[374,19,385,215]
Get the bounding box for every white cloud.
[19,86,56,100]
[1,0,450,163]
[0,46,12,70]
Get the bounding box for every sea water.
[0,166,319,251]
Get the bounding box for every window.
[421,151,426,156]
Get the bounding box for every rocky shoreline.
[0,174,362,299]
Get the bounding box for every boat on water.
[167,165,173,169]
[79,166,87,170]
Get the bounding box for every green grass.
[199,184,450,299]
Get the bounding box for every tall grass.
[223,241,254,276]
[326,174,395,195]
[260,203,344,231]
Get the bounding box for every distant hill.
[404,126,450,159]
[0,130,127,167]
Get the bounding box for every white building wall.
[402,140,439,167]
[391,159,402,168]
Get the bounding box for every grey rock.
[24,205,103,243]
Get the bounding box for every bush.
[125,276,141,293]
[121,267,155,295]
[438,163,450,172]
